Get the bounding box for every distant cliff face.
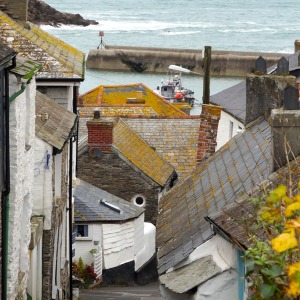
[28,0,98,26]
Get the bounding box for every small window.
[75,225,89,237]
[132,195,146,207]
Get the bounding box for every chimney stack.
[245,74,295,124]
[197,104,221,163]
[86,115,115,155]
[271,109,300,170]
[2,0,28,22]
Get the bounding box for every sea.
[42,0,300,112]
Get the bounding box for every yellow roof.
[0,10,85,79]
[78,83,188,117]
[113,119,175,186]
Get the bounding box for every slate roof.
[0,42,16,67]
[156,116,273,275]
[35,91,77,149]
[11,55,41,79]
[208,156,300,250]
[124,118,201,179]
[113,119,175,187]
[0,10,85,79]
[210,51,300,122]
[74,179,144,222]
[78,83,188,117]
[79,117,176,187]
[210,81,246,123]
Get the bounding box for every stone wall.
[78,152,160,224]
[86,47,284,77]
[0,0,28,22]
[245,75,296,124]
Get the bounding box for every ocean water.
[42,0,300,103]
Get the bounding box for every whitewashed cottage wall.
[216,111,244,150]
[32,138,53,230]
[7,74,36,299]
[74,224,102,265]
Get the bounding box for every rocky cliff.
[28,0,98,26]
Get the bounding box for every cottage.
[73,179,157,285]
[78,83,191,116]
[0,49,40,299]
[156,74,300,299]
[31,91,77,299]
[0,43,17,300]
[210,51,300,150]
[77,113,177,224]
[0,1,85,298]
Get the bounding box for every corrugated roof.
[124,118,201,179]
[113,119,175,187]
[74,179,144,222]
[0,10,85,79]
[78,83,188,117]
[156,117,273,275]
[35,91,77,149]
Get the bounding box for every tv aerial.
[97,31,106,49]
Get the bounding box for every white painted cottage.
[5,55,40,299]
[73,179,156,284]
[31,91,77,299]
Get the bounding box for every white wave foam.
[41,20,218,32]
[160,30,203,36]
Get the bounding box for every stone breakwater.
[86,45,287,77]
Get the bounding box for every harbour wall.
[86,45,288,77]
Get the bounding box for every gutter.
[2,53,17,300]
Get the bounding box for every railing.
[94,247,102,279]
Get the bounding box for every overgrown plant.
[244,183,300,299]
[72,257,97,288]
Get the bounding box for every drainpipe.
[68,84,79,299]
[2,54,16,300]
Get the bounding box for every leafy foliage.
[72,257,98,288]
[244,184,300,299]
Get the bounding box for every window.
[132,195,146,207]
[74,224,89,238]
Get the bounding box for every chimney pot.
[94,108,100,119]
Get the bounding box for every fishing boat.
[154,65,198,107]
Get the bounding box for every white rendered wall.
[27,237,43,300]
[32,138,53,230]
[135,222,156,271]
[216,111,244,150]
[134,214,145,257]
[7,75,36,299]
[102,221,135,269]
[74,224,102,265]
[161,235,238,300]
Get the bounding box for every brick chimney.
[197,104,221,163]
[86,111,115,155]
[1,0,28,22]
